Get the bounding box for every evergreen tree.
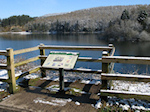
[121,9,130,20]
[137,10,148,29]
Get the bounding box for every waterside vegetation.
[0,5,150,41]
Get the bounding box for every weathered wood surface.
[101,89,150,101]
[39,45,113,51]
[39,44,46,77]
[14,56,39,67]
[39,55,102,62]
[0,50,7,56]
[101,73,150,82]
[6,48,16,93]
[0,64,7,69]
[101,51,109,101]
[41,66,102,74]
[13,46,39,55]
[102,56,150,65]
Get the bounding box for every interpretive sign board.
[42,51,79,69]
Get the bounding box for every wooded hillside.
[1,5,150,41]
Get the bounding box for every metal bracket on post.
[59,68,64,92]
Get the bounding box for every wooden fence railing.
[0,44,114,93]
[101,55,150,101]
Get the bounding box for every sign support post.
[59,68,64,92]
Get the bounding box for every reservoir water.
[0,33,150,74]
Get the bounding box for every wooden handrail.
[14,46,39,55]
[102,56,150,65]
[0,64,7,69]
[101,73,150,82]
[39,45,113,51]
[0,50,7,56]
[101,89,150,101]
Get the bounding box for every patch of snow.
[75,101,80,105]
[33,97,72,106]
[80,79,101,85]
[46,85,60,92]
[71,88,87,94]
[0,70,22,80]
[95,99,102,109]
[2,95,11,101]
[23,73,40,79]
[111,81,150,93]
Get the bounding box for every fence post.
[40,43,46,77]
[101,51,109,101]
[6,48,16,94]
[108,44,114,55]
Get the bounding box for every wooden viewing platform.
[0,43,150,102]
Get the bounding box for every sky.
[1,0,150,19]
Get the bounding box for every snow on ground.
[111,80,150,93]
[34,97,72,106]
[46,84,87,94]
[0,70,22,92]
[95,97,150,111]
[0,70,22,80]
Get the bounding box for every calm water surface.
[0,34,150,74]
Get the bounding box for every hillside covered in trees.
[1,5,150,41]
[0,15,34,32]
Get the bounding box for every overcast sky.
[1,0,150,19]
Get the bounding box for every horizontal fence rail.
[14,56,40,67]
[102,56,150,65]
[101,90,150,101]
[39,45,113,51]
[101,73,150,82]
[0,50,7,56]
[13,46,39,55]
[0,64,7,69]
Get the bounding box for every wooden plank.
[101,73,150,82]
[100,89,150,101]
[41,66,102,74]
[14,56,39,67]
[39,45,113,51]
[13,46,39,55]
[102,56,150,65]
[39,55,102,62]
[0,64,7,69]
[0,50,7,56]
